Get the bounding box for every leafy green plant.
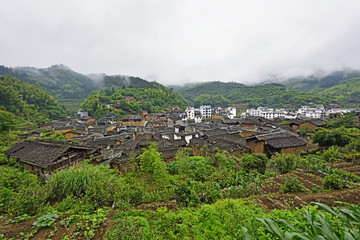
[323,174,346,190]
[248,202,360,240]
[322,146,344,162]
[269,153,297,174]
[6,214,32,224]
[0,166,45,216]
[174,181,200,207]
[33,213,59,228]
[281,176,304,193]
[241,154,268,174]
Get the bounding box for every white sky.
[1,0,360,85]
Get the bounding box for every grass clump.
[48,162,121,207]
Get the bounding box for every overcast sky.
[1,0,360,85]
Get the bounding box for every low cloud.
[1,0,360,85]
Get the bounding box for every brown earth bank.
[2,186,360,239]
[254,186,360,211]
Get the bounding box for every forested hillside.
[0,65,180,102]
[101,75,168,91]
[319,77,360,106]
[82,88,188,117]
[178,81,330,108]
[0,75,66,122]
[0,65,97,100]
[281,70,360,93]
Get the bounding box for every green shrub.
[214,153,236,174]
[345,140,360,153]
[312,127,352,147]
[323,174,346,190]
[174,181,200,207]
[269,153,297,174]
[322,146,344,162]
[0,166,46,216]
[114,182,144,210]
[281,176,304,193]
[241,154,268,174]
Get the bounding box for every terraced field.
[255,158,360,210]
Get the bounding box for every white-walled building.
[200,105,212,118]
[194,110,203,123]
[185,107,195,120]
[226,107,237,119]
[246,105,355,119]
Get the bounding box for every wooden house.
[117,115,146,127]
[299,119,326,131]
[80,116,96,124]
[209,139,250,155]
[5,141,97,174]
[63,130,84,139]
[166,106,179,111]
[54,126,77,134]
[265,136,307,155]
[245,130,307,156]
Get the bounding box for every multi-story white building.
[200,105,212,118]
[246,107,287,119]
[185,107,195,120]
[246,105,354,119]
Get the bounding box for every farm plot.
[254,186,360,211]
[330,161,360,176]
[262,170,324,194]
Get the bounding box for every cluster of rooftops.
[7,106,344,176]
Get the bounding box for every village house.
[79,116,96,124]
[299,119,326,131]
[123,96,136,103]
[245,130,307,156]
[5,141,98,174]
[77,110,89,118]
[54,125,78,135]
[166,106,180,111]
[200,105,212,118]
[63,130,85,139]
[117,115,146,127]
[168,114,187,128]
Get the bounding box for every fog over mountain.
[1,1,360,85]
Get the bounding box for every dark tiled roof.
[54,125,76,130]
[204,129,228,138]
[173,139,187,147]
[189,138,208,148]
[159,147,179,157]
[5,141,91,168]
[120,115,144,121]
[210,139,250,152]
[307,119,325,127]
[255,130,295,141]
[86,140,119,148]
[117,140,138,151]
[266,136,307,149]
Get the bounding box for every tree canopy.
[0,75,66,122]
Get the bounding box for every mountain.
[0,65,97,100]
[176,81,330,108]
[0,65,180,101]
[0,75,66,121]
[319,76,360,106]
[280,70,360,93]
[82,87,188,118]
